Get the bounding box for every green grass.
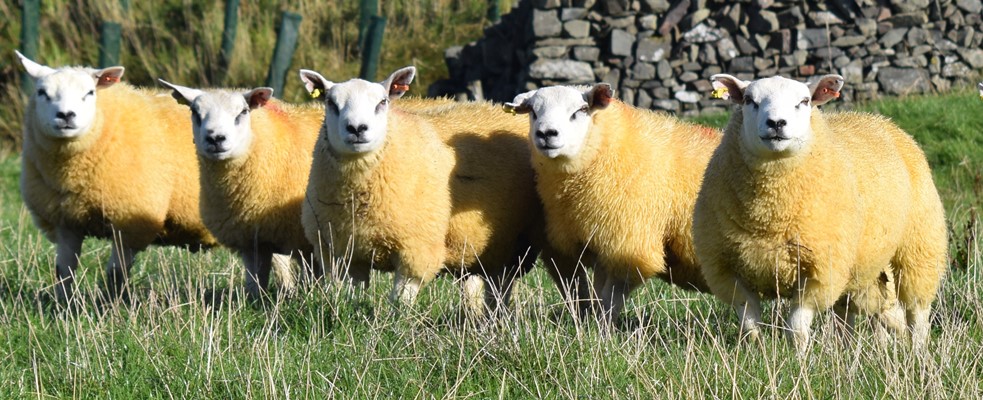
[0,94,981,397]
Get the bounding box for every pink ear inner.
[593,86,612,108]
[249,92,269,108]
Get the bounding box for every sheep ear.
[15,50,56,78]
[585,83,613,110]
[299,69,333,101]
[92,66,125,89]
[157,79,202,107]
[710,74,749,105]
[245,87,273,109]
[504,90,536,115]
[382,66,416,100]
[809,74,844,105]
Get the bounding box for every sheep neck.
[720,108,841,232]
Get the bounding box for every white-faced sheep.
[694,74,947,352]
[503,84,723,319]
[16,51,216,300]
[158,80,328,298]
[297,66,540,313]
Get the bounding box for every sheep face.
[159,80,271,161]
[712,74,843,160]
[505,84,612,160]
[298,67,415,156]
[188,90,273,161]
[16,51,124,139]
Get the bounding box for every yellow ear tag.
[310,88,322,99]
[503,105,516,115]
[710,86,729,99]
[979,94,983,101]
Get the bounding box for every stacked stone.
[437,0,983,115]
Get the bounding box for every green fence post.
[265,12,302,98]
[359,16,386,81]
[20,0,40,94]
[487,0,501,23]
[99,22,122,68]
[214,0,240,84]
[359,0,379,52]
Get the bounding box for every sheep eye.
[744,97,758,109]
[530,110,538,120]
[326,99,339,114]
[796,98,809,109]
[191,109,201,125]
[84,89,94,99]
[37,89,49,99]
[376,98,389,113]
[235,108,248,124]
[571,105,588,120]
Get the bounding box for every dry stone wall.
[433,0,983,115]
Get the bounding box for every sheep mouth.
[535,139,562,151]
[205,146,232,157]
[345,134,371,145]
[761,134,788,142]
[53,122,78,131]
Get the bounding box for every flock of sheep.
[14,49,949,354]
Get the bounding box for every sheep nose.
[346,124,368,135]
[205,133,226,145]
[56,111,76,121]
[535,129,559,139]
[766,119,787,129]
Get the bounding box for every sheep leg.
[460,274,487,317]
[485,241,540,313]
[894,248,945,351]
[787,304,817,355]
[832,298,857,344]
[296,253,324,283]
[105,243,135,299]
[906,307,932,351]
[54,228,84,302]
[243,247,274,299]
[483,266,524,315]
[599,275,631,323]
[789,274,848,355]
[591,263,608,308]
[702,260,763,341]
[541,249,594,317]
[389,245,442,307]
[876,303,907,343]
[390,269,424,306]
[272,253,296,296]
[346,263,371,288]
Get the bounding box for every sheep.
[158,80,328,298]
[15,51,216,301]
[297,66,541,313]
[503,84,724,320]
[694,74,947,352]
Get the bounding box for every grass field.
[0,90,980,398]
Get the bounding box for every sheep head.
[159,79,270,161]
[16,50,124,139]
[504,84,612,160]
[712,74,842,159]
[298,66,415,156]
